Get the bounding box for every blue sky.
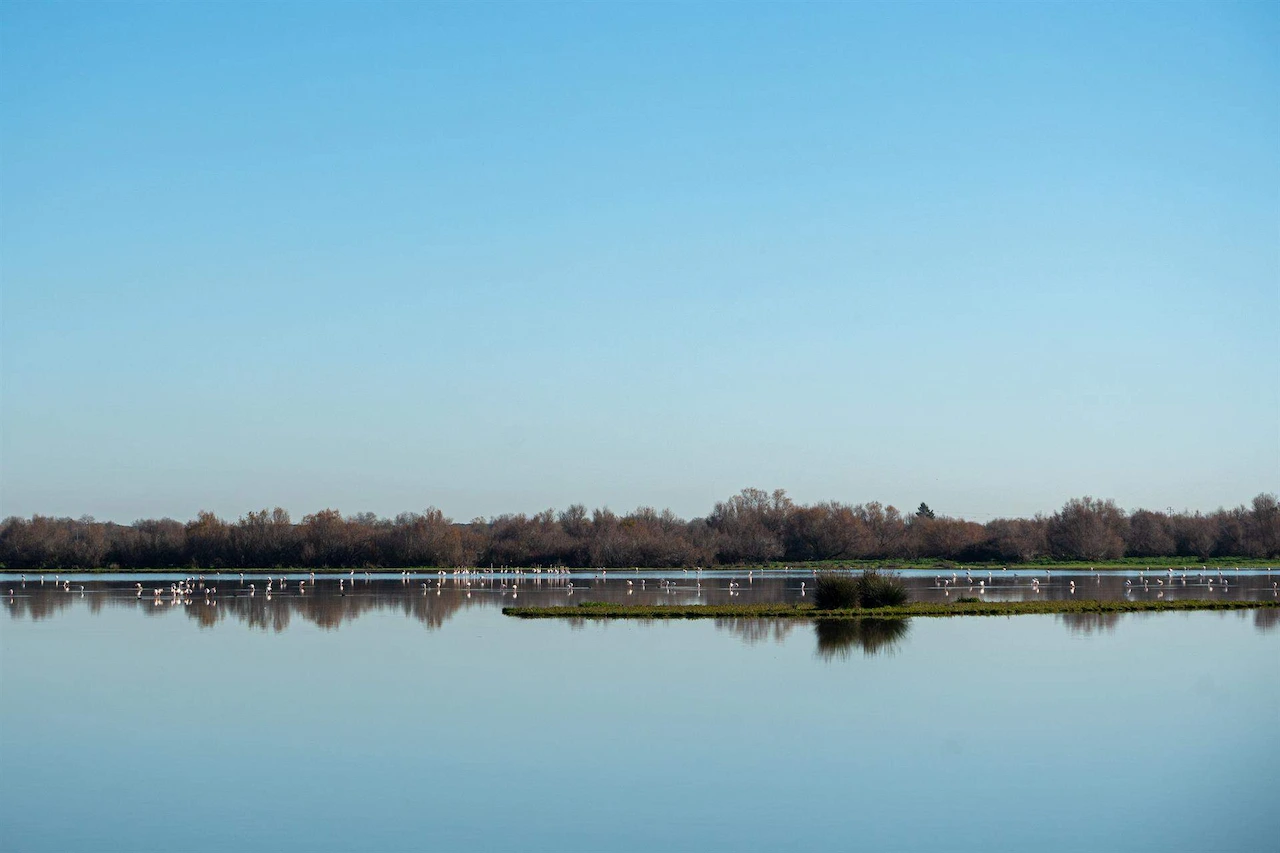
[2,1,1277,523]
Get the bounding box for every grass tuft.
[813,574,861,609]
[856,569,909,608]
[814,570,909,609]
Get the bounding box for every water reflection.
[2,579,471,632]
[714,618,798,645]
[1252,607,1278,633]
[3,576,1278,650]
[814,618,911,660]
[1058,611,1124,635]
[0,573,816,633]
[4,582,1275,853]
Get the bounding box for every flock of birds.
[4,566,790,605]
[930,565,1279,598]
[5,564,1279,605]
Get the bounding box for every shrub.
[813,573,860,609]
[813,570,909,609]
[856,569,910,608]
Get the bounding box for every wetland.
[2,568,1277,852]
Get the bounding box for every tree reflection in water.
[4,580,1279,642]
[814,618,910,660]
[714,618,797,645]
[2,582,468,632]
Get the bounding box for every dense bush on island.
[814,570,911,609]
[2,490,1277,570]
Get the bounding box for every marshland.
[3,564,1277,853]
[5,2,1278,851]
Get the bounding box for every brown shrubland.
[2,490,1277,569]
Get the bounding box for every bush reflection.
[814,618,911,660]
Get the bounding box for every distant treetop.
[1,489,1277,569]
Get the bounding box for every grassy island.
[502,598,1280,620]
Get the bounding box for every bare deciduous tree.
[2,491,1276,569]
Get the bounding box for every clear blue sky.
[2,1,1277,524]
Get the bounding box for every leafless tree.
[1047,497,1126,560]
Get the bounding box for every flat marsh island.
[503,598,1280,620]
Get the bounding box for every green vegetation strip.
[503,599,1280,620]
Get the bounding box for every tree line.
[1,489,1277,569]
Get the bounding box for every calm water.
[2,571,1277,852]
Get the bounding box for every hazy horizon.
[3,2,1277,525]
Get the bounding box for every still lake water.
[2,570,1277,852]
